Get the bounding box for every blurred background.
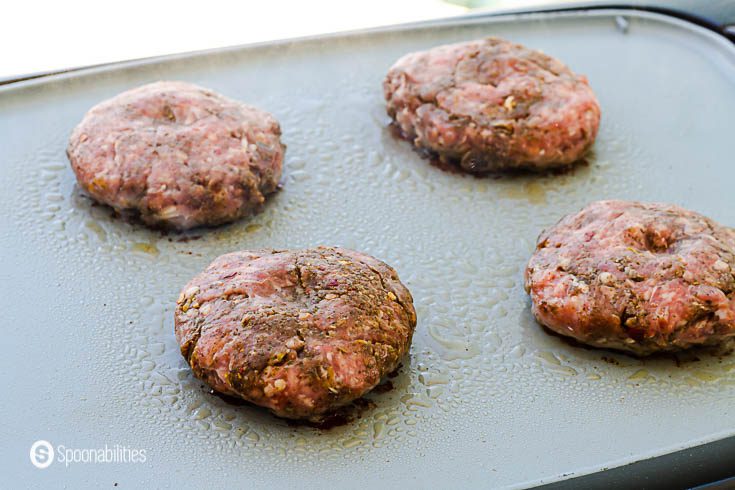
[1,0,732,81]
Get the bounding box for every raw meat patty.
[525,200,735,355]
[67,81,284,230]
[384,37,600,173]
[174,247,417,419]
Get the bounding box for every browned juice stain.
[539,324,735,385]
[131,242,160,255]
[498,181,548,205]
[285,398,377,430]
[371,380,395,394]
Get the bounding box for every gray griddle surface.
[1,8,734,489]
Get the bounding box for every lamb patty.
[174,247,417,419]
[524,200,735,355]
[67,81,284,230]
[384,37,600,173]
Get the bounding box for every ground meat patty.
[174,247,417,419]
[383,37,600,173]
[524,201,735,355]
[67,81,284,230]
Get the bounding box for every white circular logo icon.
[30,440,54,469]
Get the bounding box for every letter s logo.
[30,440,54,469]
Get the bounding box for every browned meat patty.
[384,37,600,173]
[524,200,735,355]
[67,81,284,230]
[174,247,417,420]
